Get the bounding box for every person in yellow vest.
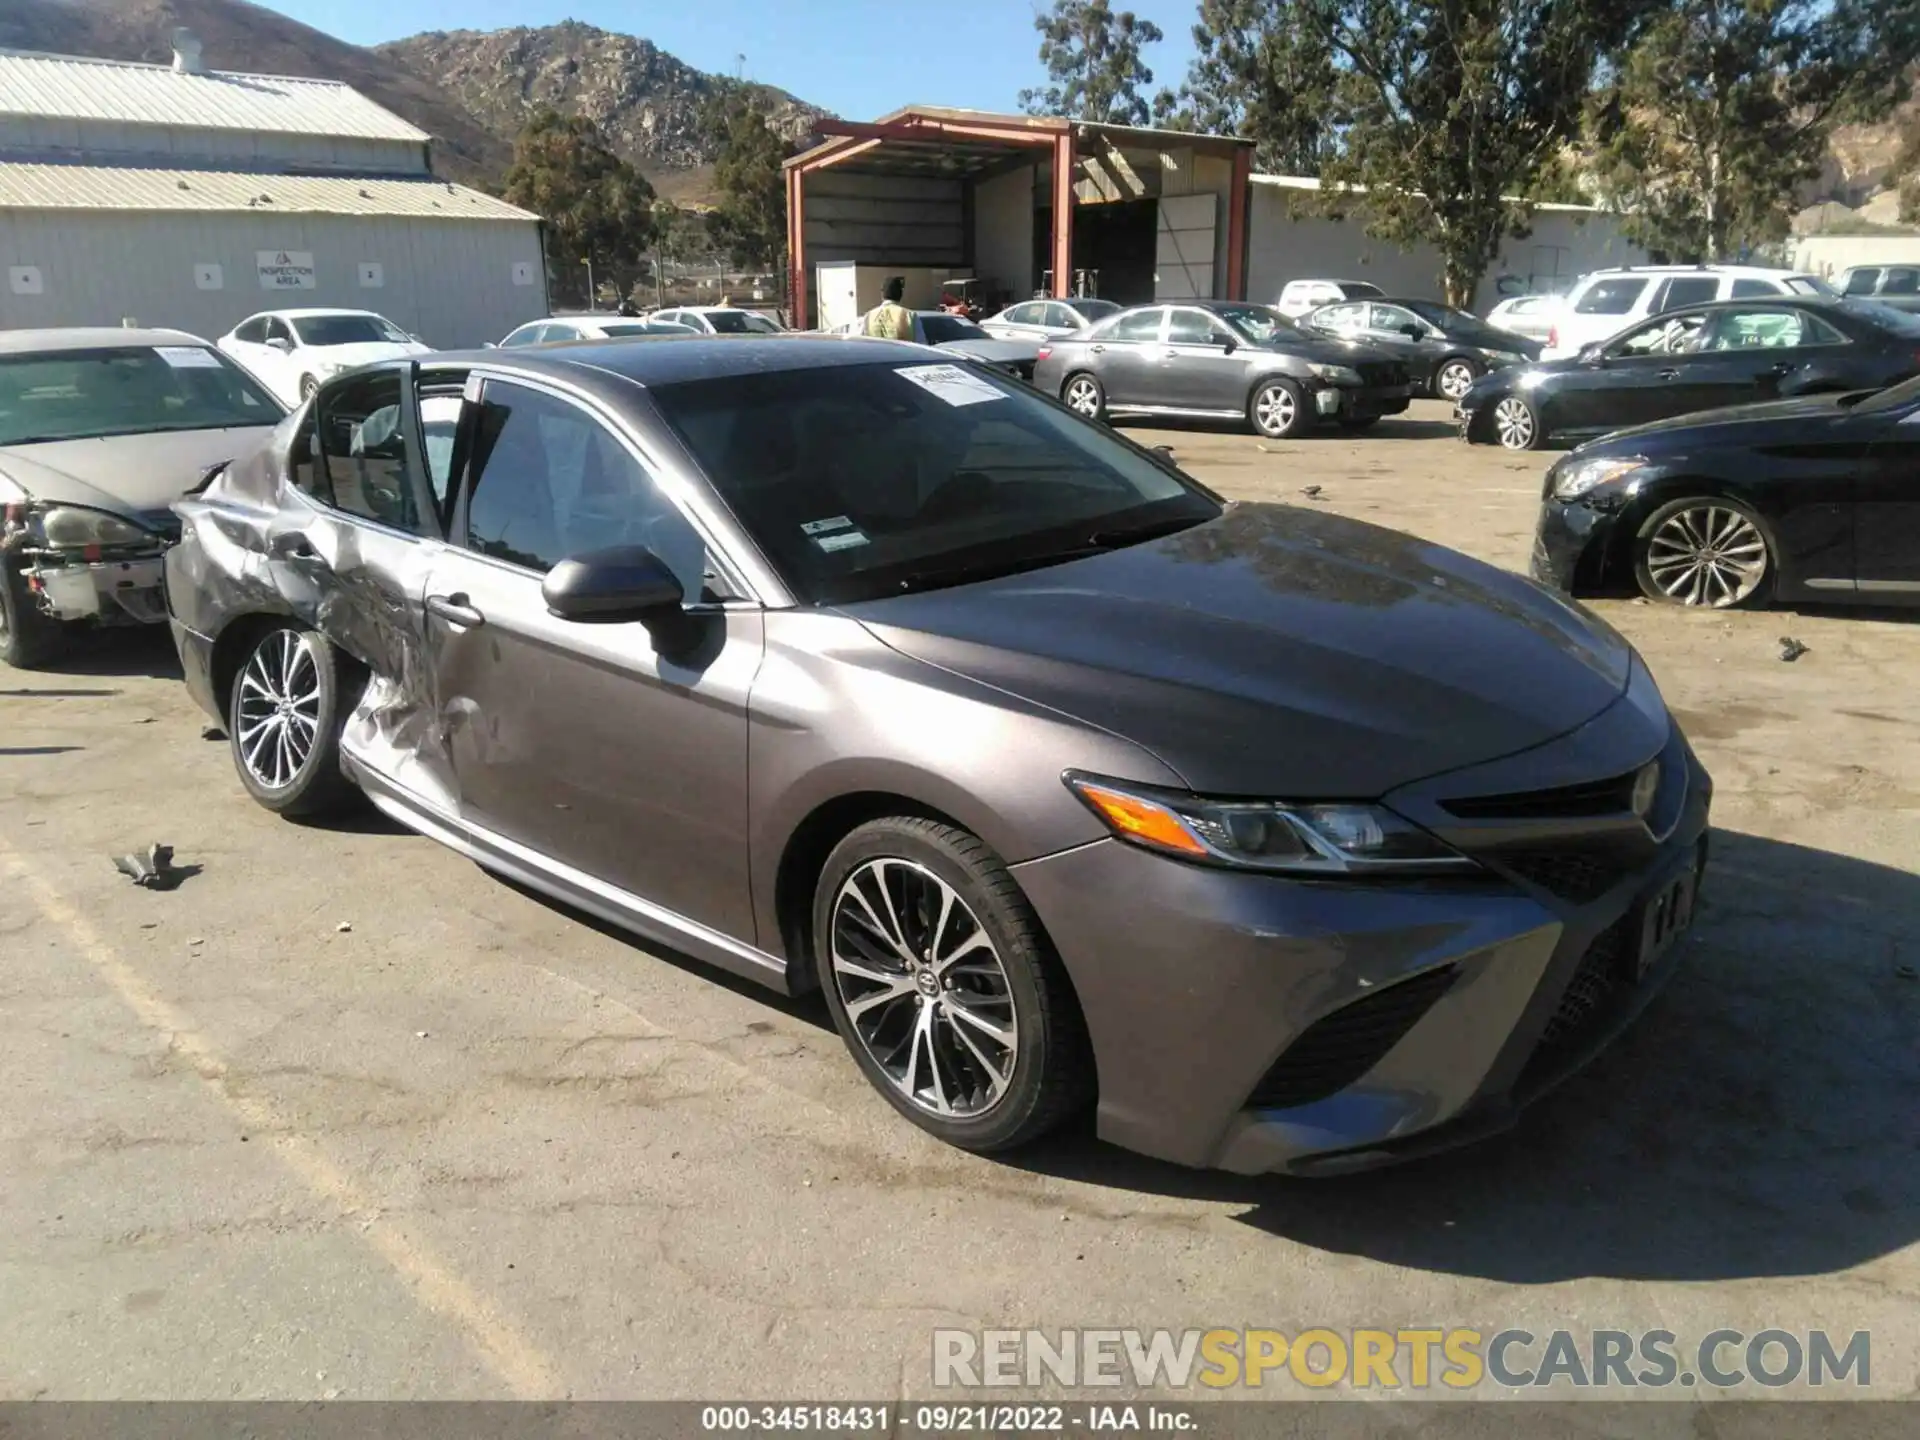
[863,276,914,340]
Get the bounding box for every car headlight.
[1482,349,1524,367]
[1552,455,1648,502]
[1065,772,1474,876]
[36,505,157,549]
[1308,363,1364,385]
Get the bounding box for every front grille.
[1356,359,1409,387]
[1246,965,1459,1110]
[1519,914,1635,1088]
[1488,848,1629,904]
[1443,770,1641,821]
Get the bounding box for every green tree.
[502,109,656,307]
[1020,0,1165,126]
[1309,0,1646,307]
[1169,0,1341,175]
[1589,0,1920,261]
[705,90,795,275]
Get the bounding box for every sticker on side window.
[895,362,1006,407]
[155,346,223,369]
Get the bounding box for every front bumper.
[1011,694,1711,1175]
[1531,494,1624,594]
[1317,383,1412,420]
[23,554,168,624]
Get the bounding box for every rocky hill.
[377,22,828,197]
[0,0,513,185]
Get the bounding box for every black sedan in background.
[1305,297,1541,402]
[1532,373,1920,608]
[1032,301,1411,439]
[1461,296,1920,450]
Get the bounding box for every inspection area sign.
[257,250,316,289]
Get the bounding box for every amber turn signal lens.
[1073,782,1208,856]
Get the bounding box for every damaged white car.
[0,329,286,668]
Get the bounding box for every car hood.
[305,340,430,367]
[937,337,1043,363]
[843,503,1635,797]
[1583,391,1856,450]
[0,425,280,514]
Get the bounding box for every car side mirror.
[1579,343,1606,365]
[1218,335,1238,353]
[1399,324,1423,340]
[266,337,291,354]
[482,341,498,349]
[541,545,684,621]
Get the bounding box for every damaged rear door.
[274,363,452,808]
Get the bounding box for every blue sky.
[267,0,1200,119]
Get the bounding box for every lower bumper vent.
[1247,965,1459,1111]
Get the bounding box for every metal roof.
[0,162,536,221]
[0,49,427,143]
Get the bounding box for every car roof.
[252,308,387,320]
[431,334,932,390]
[0,326,209,354]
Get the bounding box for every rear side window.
[1884,268,1919,295]
[312,371,429,534]
[1658,277,1721,310]
[461,379,706,595]
[1843,269,1881,296]
[1575,278,1649,315]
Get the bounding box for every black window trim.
[440,365,772,608]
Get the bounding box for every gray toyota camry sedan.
[166,334,1709,1175]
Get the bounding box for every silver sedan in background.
[979,297,1122,341]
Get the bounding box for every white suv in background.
[1542,266,1835,359]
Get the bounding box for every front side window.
[1211,304,1291,343]
[1371,304,1424,335]
[1842,269,1881,296]
[1313,303,1364,332]
[500,324,545,347]
[235,317,268,343]
[0,345,283,446]
[1097,310,1165,342]
[311,370,428,533]
[1574,278,1650,316]
[648,360,1219,606]
[1166,310,1225,345]
[1702,308,1841,351]
[294,314,411,348]
[1610,311,1708,357]
[266,318,295,344]
[462,380,706,595]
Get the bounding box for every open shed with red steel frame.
[782,107,1253,329]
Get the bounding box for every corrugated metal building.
[0,35,547,347]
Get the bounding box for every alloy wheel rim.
[1256,385,1296,435]
[236,630,322,789]
[1439,362,1474,400]
[1646,506,1768,607]
[1066,378,1099,415]
[829,858,1018,1119]
[1494,397,1535,448]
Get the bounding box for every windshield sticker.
[895,363,1006,408]
[801,515,857,537]
[155,346,224,369]
[813,528,870,553]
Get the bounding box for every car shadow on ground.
[1010,827,1920,1284]
[15,627,185,682]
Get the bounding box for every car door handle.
[426,593,485,628]
[1090,344,1105,354]
[268,532,319,561]
[1656,368,1681,381]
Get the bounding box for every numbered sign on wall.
[511,261,536,287]
[8,266,44,296]
[194,263,224,291]
[358,262,385,289]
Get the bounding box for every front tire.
[1250,377,1310,439]
[1062,372,1106,422]
[1491,395,1542,450]
[1633,496,1776,609]
[0,560,68,670]
[1436,357,1480,402]
[298,374,319,402]
[228,623,360,817]
[813,817,1091,1153]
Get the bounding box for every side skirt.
[345,756,793,995]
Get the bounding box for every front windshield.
[741,313,782,333]
[1786,275,1839,298]
[918,315,988,344]
[648,360,1221,604]
[704,311,762,334]
[597,323,660,337]
[1839,297,1920,335]
[292,314,412,347]
[0,346,285,446]
[1210,303,1294,343]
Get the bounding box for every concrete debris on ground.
[1301,484,1324,499]
[1778,637,1810,662]
[200,725,225,741]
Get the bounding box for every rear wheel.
[1633,496,1775,609]
[228,623,360,817]
[813,816,1091,1152]
[1436,358,1480,402]
[1062,372,1105,422]
[1491,395,1542,450]
[0,560,67,670]
[1250,378,1310,439]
